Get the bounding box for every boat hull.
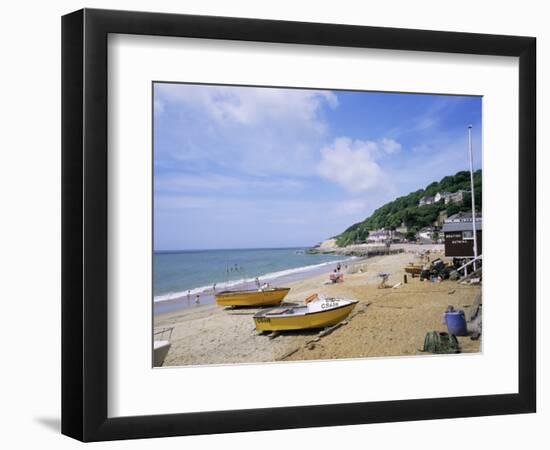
[254,301,357,331]
[153,340,171,367]
[215,287,290,307]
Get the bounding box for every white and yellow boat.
[215,286,290,307]
[253,294,358,331]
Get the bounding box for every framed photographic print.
[62,8,536,442]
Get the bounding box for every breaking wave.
[153,257,355,303]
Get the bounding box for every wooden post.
[404,274,408,284]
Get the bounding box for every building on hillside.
[418,195,435,206]
[416,226,438,241]
[444,189,469,205]
[441,212,482,257]
[434,191,451,203]
[391,231,407,243]
[367,229,392,243]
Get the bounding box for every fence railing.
[154,327,174,342]
[456,254,483,277]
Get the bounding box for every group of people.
[185,262,346,304]
[183,260,351,305]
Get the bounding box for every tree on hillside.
[334,169,482,246]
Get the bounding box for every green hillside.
[335,170,482,247]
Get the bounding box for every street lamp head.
[468,124,473,129]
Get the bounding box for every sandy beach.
[154,246,481,367]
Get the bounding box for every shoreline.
[153,255,361,315]
[154,246,481,366]
[153,243,442,308]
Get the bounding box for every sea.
[153,247,354,314]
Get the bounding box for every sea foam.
[153,257,355,303]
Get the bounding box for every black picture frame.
[62,8,536,442]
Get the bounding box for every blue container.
[444,310,468,336]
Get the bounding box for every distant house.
[434,191,451,203]
[367,229,392,243]
[418,195,435,206]
[445,189,469,205]
[416,226,437,241]
[441,212,482,257]
[392,231,407,243]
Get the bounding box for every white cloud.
[156,84,338,127]
[317,137,398,193]
[154,84,338,177]
[379,137,401,154]
[155,173,303,193]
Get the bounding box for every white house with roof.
[367,229,392,243]
[421,190,469,206]
[417,227,437,240]
[418,195,435,206]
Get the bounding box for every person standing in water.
[195,294,200,304]
[187,290,191,303]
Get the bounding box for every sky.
[153,83,482,251]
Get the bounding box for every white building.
[367,229,392,243]
[418,195,435,206]
[434,191,451,203]
[417,227,437,240]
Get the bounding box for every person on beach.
[187,290,191,302]
[195,294,200,304]
[255,277,260,288]
[212,283,216,292]
[337,263,341,272]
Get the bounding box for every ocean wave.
[153,256,356,303]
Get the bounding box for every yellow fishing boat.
[215,286,290,307]
[253,294,358,331]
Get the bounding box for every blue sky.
[154,83,481,250]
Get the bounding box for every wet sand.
[154,247,481,367]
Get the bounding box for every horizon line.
[154,245,316,253]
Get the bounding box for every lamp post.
[468,125,478,271]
